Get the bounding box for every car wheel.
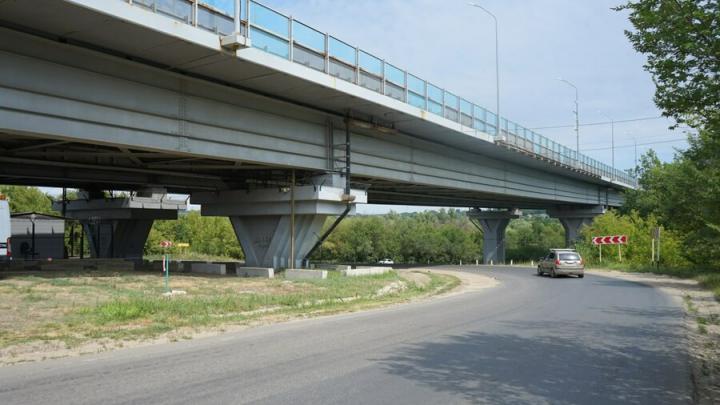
[537,267,543,276]
[578,274,584,279]
[550,268,557,278]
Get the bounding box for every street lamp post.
[468,3,500,137]
[559,78,580,161]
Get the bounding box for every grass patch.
[0,268,457,352]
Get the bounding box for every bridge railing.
[122,0,638,188]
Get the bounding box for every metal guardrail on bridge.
[121,0,638,188]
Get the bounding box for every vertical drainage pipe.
[303,116,353,263]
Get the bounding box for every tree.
[618,1,720,268]
[0,185,56,214]
[617,0,720,132]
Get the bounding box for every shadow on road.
[379,319,690,404]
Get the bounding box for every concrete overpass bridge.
[0,0,636,268]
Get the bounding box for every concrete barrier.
[190,262,226,275]
[341,267,392,277]
[37,259,134,272]
[180,261,211,273]
[237,267,274,278]
[285,269,327,280]
[2,258,145,273]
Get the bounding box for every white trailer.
[0,195,11,259]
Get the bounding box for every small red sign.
[592,235,628,245]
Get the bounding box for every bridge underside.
[0,134,576,209]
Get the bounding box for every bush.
[576,210,689,269]
[144,211,243,259]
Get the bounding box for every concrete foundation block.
[341,267,392,277]
[190,262,226,275]
[236,267,274,278]
[285,269,327,280]
[178,261,209,273]
[220,262,239,274]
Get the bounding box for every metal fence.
[122,0,638,188]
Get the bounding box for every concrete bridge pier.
[468,209,522,265]
[548,206,606,247]
[192,174,367,269]
[56,189,187,260]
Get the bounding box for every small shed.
[11,212,66,260]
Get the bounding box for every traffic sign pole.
[651,238,655,265]
[160,240,173,293]
[164,254,170,293]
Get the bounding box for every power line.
[530,115,665,130]
[581,132,687,147]
[583,138,686,152]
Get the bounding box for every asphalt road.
[0,267,692,404]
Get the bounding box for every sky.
[46,1,691,214]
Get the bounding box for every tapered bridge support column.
[468,209,522,265]
[54,189,187,260]
[192,174,367,269]
[547,205,606,248]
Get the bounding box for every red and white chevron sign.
[592,235,628,245]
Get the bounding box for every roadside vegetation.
[572,0,720,302]
[0,269,458,363]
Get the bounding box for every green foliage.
[618,1,720,270]
[622,148,720,268]
[617,0,720,131]
[0,185,56,214]
[576,210,688,268]
[314,209,481,264]
[505,216,564,261]
[313,209,566,264]
[144,211,243,259]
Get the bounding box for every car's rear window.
[559,253,580,260]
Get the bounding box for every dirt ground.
[589,269,720,404]
[405,268,500,294]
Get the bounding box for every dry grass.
[0,268,458,363]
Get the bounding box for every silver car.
[537,249,584,278]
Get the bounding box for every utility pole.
[634,138,638,168]
[611,119,615,170]
[598,111,616,177]
[559,79,580,158]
